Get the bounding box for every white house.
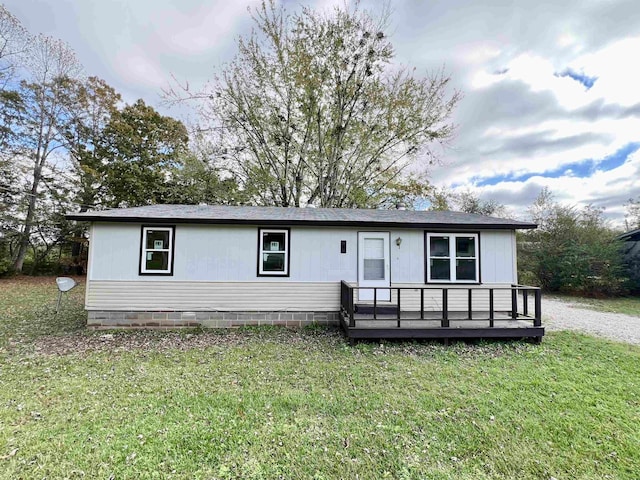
[67,205,542,340]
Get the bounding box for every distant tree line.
[429,187,638,296]
[516,188,638,296]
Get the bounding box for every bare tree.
[11,34,83,272]
[166,0,460,208]
[0,4,29,90]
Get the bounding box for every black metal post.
[489,289,494,327]
[442,289,449,327]
[373,288,377,320]
[397,288,401,328]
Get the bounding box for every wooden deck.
[340,282,544,343]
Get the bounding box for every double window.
[426,233,478,283]
[258,228,290,276]
[140,226,175,275]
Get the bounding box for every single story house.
[67,205,543,340]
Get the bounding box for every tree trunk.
[13,163,42,272]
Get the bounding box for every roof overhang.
[65,214,537,230]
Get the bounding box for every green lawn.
[548,294,640,317]
[1,278,639,479]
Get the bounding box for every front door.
[358,232,391,301]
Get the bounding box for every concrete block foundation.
[87,311,339,329]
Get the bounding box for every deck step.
[355,304,398,315]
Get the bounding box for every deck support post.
[397,289,401,328]
[511,287,518,320]
[467,289,473,320]
[534,289,542,327]
[523,289,529,316]
[441,289,449,327]
[420,289,424,320]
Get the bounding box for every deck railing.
[339,281,542,329]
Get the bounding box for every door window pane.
[430,236,450,257]
[430,258,451,280]
[456,259,476,280]
[456,237,475,257]
[364,238,384,259]
[146,230,170,250]
[363,259,385,280]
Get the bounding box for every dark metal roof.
[65,204,537,230]
[617,228,640,241]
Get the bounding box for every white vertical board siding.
[389,230,425,283]
[89,223,516,284]
[479,230,516,283]
[90,223,359,282]
[90,223,141,281]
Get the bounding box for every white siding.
[87,223,517,310]
[479,230,516,283]
[90,223,361,282]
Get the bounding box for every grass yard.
[548,294,640,317]
[1,278,639,479]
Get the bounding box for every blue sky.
[4,0,640,223]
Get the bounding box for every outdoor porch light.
[395,237,402,247]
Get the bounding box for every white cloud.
[463,149,640,224]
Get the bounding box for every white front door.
[358,232,390,301]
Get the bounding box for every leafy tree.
[455,190,506,216]
[624,197,640,230]
[425,187,506,216]
[518,188,627,296]
[165,134,247,206]
[62,76,121,212]
[167,0,459,208]
[98,99,189,207]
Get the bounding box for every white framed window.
[426,233,479,283]
[140,226,175,275]
[258,228,289,276]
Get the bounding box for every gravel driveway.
[543,298,640,345]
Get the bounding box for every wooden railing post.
[468,289,473,320]
[420,288,424,320]
[349,287,355,327]
[523,289,529,316]
[442,289,449,327]
[489,289,494,327]
[534,289,542,327]
[511,287,518,320]
[397,288,401,328]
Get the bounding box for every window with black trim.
[140,226,174,275]
[426,233,478,282]
[258,228,289,276]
